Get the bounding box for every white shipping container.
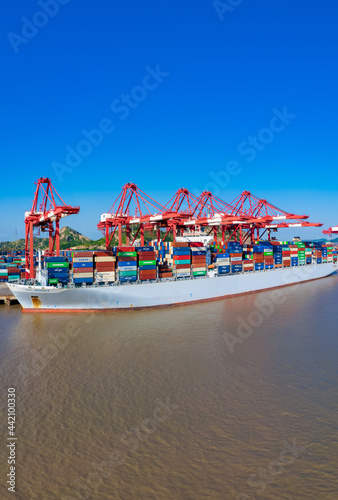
[191,267,206,272]
[118,265,137,272]
[72,272,93,278]
[73,257,93,263]
[94,272,116,278]
[95,256,116,262]
[231,257,243,262]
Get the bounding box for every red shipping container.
[138,252,156,259]
[173,255,191,261]
[139,270,157,278]
[94,251,114,256]
[95,264,116,271]
[116,246,136,252]
[171,242,189,247]
[117,256,137,262]
[73,252,93,257]
[174,263,191,269]
[73,267,93,274]
[8,267,20,274]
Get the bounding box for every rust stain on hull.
[31,296,42,309]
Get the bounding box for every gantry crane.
[97,184,323,249]
[25,178,79,278]
[323,226,338,237]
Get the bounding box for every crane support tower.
[25,178,79,279]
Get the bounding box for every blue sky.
[1,0,337,240]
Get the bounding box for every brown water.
[1,275,338,500]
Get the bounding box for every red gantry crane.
[25,178,79,279]
[323,226,338,237]
[97,184,324,249]
[228,191,323,244]
[98,183,172,248]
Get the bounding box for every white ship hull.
[7,262,337,312]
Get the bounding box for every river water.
[0,274,338,500]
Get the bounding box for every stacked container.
[0,268,8,282]
[282,245,291,267]
[296,243,306,265]
[94,251,116,283]
[136,246,157,281]
[252,245,265,271]
[158,263,173,279]
[45,256,70,285]
[7,266,21,282]
[214,253,231,275]
[272,244,283,268]
[263,247,274,269]
[166,243,191,278]
[305,247,312,264]
[289,245,299,267]
[227,242,243,273]
[72,252,93,284]
[243,258,254,272]
[117,248,137,282]
[191,246,207,277]
[152,241,169,264]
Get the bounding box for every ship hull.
[7,262,337,312]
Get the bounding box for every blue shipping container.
[217,265,230,274]
[119,276,137,282]
[74,278,93,284]
[73,262,93,268]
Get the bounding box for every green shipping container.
[193,271,206,276]
[139,260,157,266]
[46,262,69,268]
[48,278,58,284]
[119,270,137,276]
[118,251,137,257]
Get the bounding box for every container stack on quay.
[0,251,26,283]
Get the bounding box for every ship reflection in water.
[0,274,338,499]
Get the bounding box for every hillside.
[0,226,168,252]
[0,226,106,252]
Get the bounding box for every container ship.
[7,241,337,312]
[4,178,338,312]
